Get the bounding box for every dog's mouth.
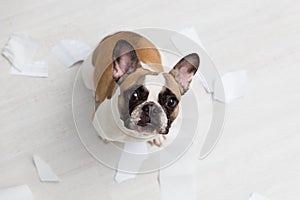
[136,114,151,127]
[124,116,169,136]
[136,119,149,127]
[136,119,168,135]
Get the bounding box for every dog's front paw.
[148,135,167,147]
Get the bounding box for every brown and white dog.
[90,31,199,146]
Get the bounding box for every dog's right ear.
[169,53,199,95]
[112,39,140,83]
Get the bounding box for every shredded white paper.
[1,34,48,77]
[10,61,48,77]
[51,39,92,68]
[0,185,34,200]
[159,136,197,200]
[114,142,148,183]
[213,70,248,103]
[33,155,60,182]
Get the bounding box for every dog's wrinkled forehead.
[119,67,182,100]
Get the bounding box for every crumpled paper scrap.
[1,34,48,77]
[159,128,198,200]
[213,70,248,103]
[114,142,148,183]
[0,185,34,200]
[51,39,92,68]
[33,155,60,182]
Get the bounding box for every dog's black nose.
[138,102,161,127]
[142,104,150,113]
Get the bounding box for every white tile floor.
[0,0,300,199]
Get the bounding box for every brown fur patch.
[93,31,163,109]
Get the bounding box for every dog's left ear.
[112,39,140,83]
[169,53,200,95]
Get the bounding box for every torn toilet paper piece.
[33,155,60,182]
[213,70,248,103]
[159,141,197,200]
[115,142,148,183]
[249,193,270,200]
[52,40,92,68]
[160,174,197,200]
[0,185,34,200]
[10,61,48,77]
[2,34,38,71]
[2,34,48,77]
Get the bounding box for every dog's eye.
[129,86,148,103]
[166,97,178,108]
[131,91,139,100]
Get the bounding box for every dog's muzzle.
[137,102,162,127]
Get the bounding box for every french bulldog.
[91,31,199,146]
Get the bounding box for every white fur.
[144,73,165,102]
[139,73,168,133]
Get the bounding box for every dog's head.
[112,39,199,136]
